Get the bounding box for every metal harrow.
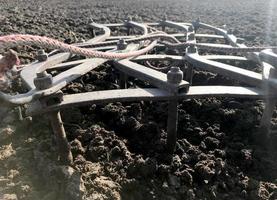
[1,18,277,165]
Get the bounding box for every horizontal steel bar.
[114,59,189,93]
[186,53,262,87]
[197,43,233,48]
[161,21,189,31]
[195,34,225,39]
[106,33,187,41]
[26,86,272,116]
[102,23,125,27]
[201,55,248,61]
[102,22,161,27]
[132,55,184,62]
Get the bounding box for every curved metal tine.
[160,20,189,32]
[186,53,262,87]
[6,42,137,106]
[102,23,125,27]
[75,23,111,47]
[3,58,108,105]
[26,86,269,116]
[33,45,138,99]
[86,23,111,43]
[107,33,188,41]
[21,52,72,90]
[20,22,111,89]
[51,43,155,71]
[260,60,277,131]
[198,22,260,62]
[195,34,225,39]
[124,21,148,36]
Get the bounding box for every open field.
[1,0,277,199]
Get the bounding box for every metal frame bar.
[2,20,277,159]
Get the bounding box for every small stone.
[7,169,19,179]
[0,126,15,140]
[203,137,220,150]
[2,194,18,200]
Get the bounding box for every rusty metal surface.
[2,19,277,156]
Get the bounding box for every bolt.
[34,71,53,90]
[167,66,183,84]
[37,49,48,62]
[117,38,128,50]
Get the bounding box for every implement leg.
[119,72,128,89]
[167,99,178,153]
[260,98,276,135]
[49,111,73,165]
[185,64,194,84]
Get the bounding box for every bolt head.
[117,39,128,50]
[37,49,48,62]
[34,72,53,90]
[167,67,183,84]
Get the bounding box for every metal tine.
[86,22,111,43]
[201,55,248,61]
[21,22,112,89]
[50,55,185,71]
[259,51,277,135]
[186,53,262,87]
[195,34,225,39]
[132,55,184,62]
[160,20,190,32]
[21,52,72,90]
[124,20,149,36]
[196,43,233,48]
[198,22,260,62]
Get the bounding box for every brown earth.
[1,0,277,199]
